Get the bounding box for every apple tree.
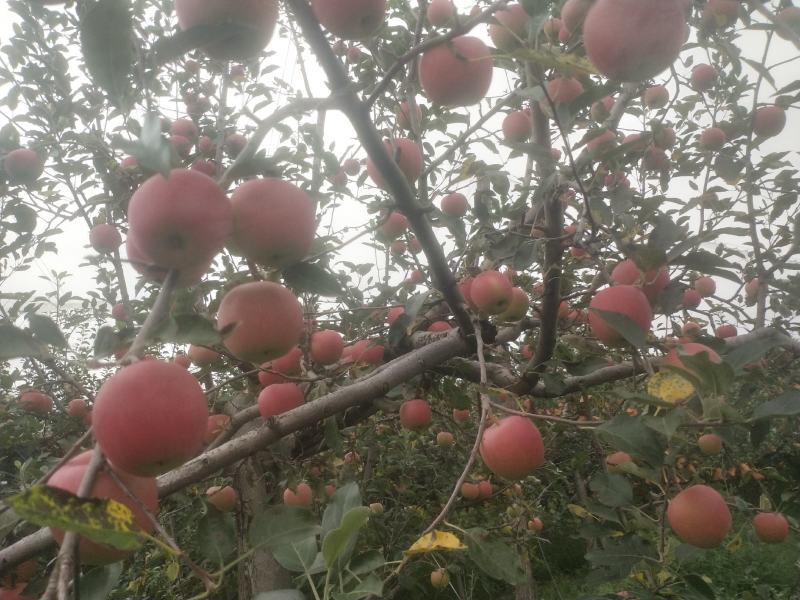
[1,0,799,599]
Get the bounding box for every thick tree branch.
[284,0,474,333]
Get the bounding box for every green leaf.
[349,550,385,575]
[588,308,647,349]
[248,505,321,549]
[725,331,789,371]
[79,0,135,107]
[404,291,429,320]
[331,573,383,600]
[28,314,68,348]
[127,114,171,177]
[78,563,123,600]
[0,324,48,359]
[752,391,800,421]
[5,485,143,551]
[283,262,342,297]
[3,203,37,234]
[596,414,666,466]
[151,314,221,346]
[589,473,633,508]
[642,408,685,440]
[197,509,236,564]
[585,535,656,580]
[152,22,257,65]
[93,326,135,358]
[272,536,318,573]
[684,573,717,600]
[648,213,685,252]
[253,591,306,600]
[322,506,370,567]
[464,528,526,585]
[322,482,361,537]
[324,416,344,453]
[714,154,745,184]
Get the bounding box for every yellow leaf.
[166,560,180,581]
[405,530,467,555]
[511,48,597,76]
[567,503,590,519]
[726,531,743,553]
[647,371,695,404]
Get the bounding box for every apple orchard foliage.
[0,0,800,599]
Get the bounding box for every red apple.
[653,126,676,149]
[174,0,280,60]
[3,148,44,184]
[560,0,592,33]
[188,344,220,367]
[436,431,454,446]
[528,517,544,532]
[588,285,652,345]
[419,36,493,106]
[699,127,727,151]
[343,339,384,365]
[586,128,617,154]
[169,118,197,141]
[190,159,217,177]
[753,105,786,138]
[283,482,312,507]
[169,134,192,158]
[399,399,432,430]
[430,567,449,588]
[66,398,88,418]
[460,482,480,499]
[489,3,529,51]
[310,330,344,364]
[453,408,470,422]
[590,95,615,121]
[311,0,386,39]
[642,146,669,171]
[471,270,514,315]
[205,413,231,443]
[229,177,316,268]
[690,64,717,91]
[546,77,584,104]
[682,288,702,309]
[583,0,686,81]
[258,346,303,386]
[387,306,405,326]
[206,485,237,512]
[478,479,493,498]
[127,169,231,270]
[324,484,336,498]
[89,224,122,254]
[606,451,632,466]
[441,192,469,217]
[224,133,248,157]
[378,211,409,240]
[480,416,545,480]
[47,450,158,564]
[702,0,739,29]
[19,390,52,414]
[258,382,305,417]
[715,324,737,339]
[698,433,723,455]
[197,135,216,155]
[745,277,761,299]
[395,101,423,130]
[110,302,128,321]
[642,267,670,304]
[93,361,208,476]
[752,512,789,543]
[366,138,423,189]
[426,0,454,26]
[542,17,562,41]
[667,485,731,548]
[216,281,304,364]
[643,85,669,109]
[502,110,533,143]
[428,321,451,332]
[119,156,139,171]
